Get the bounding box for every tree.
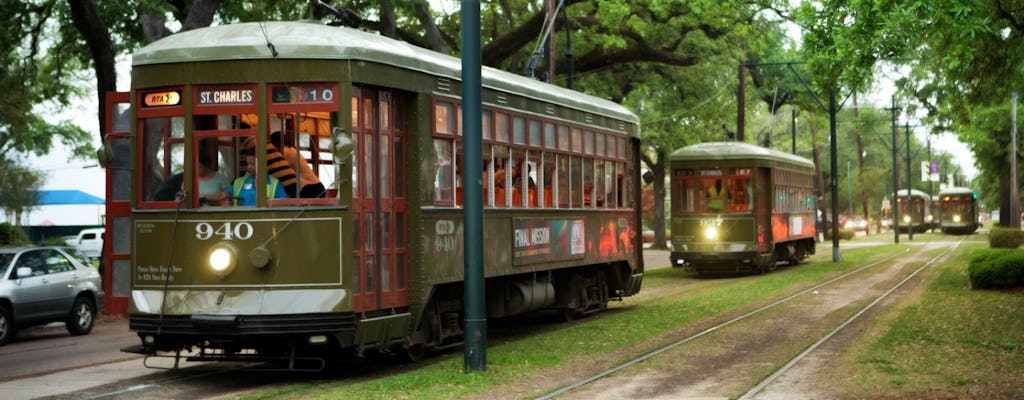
[0,156,45,227]
[795,0,1024,223]
[1,1,95,163]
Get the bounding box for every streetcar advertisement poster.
[513,218,585,263]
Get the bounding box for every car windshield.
[63,248,93,267]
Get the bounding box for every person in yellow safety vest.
[232,154,287,206]
[705,178,728,212]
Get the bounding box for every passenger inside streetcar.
[705,178,728,212]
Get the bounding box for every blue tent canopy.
[36,190,105,205]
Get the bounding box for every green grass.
[834,242,1024,398]
[235,244,903,400]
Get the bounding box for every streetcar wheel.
[403,344,426,362]
[65,297,96,336]
[0,306,15,345]
[562,307,578,322]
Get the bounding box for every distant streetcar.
[894,189,931,233]
[668,142,816,275]
[103,21,644,368]
[937,187,979,234]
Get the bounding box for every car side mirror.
[16,267,32,279]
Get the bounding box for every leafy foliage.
[967,248,1024,289]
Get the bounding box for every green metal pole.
[830,92,840,262]
[890,98,899,244]
[791,109,797,154]
[905,123,913,241]
[461,0,486,372]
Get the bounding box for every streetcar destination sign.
[197,88,255,105]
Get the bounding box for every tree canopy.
[4,0,1004,233]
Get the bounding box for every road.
[0,314,161,400]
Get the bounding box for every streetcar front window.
[141,116,185,205]
[672,167,757,214]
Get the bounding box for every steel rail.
[535,246,913,400]
[738,239,963,400]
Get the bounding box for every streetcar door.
[102,91,132,314]
[351,87,409,312]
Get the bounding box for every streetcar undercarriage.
[123,261,631,368]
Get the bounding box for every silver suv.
[0,246,105,345]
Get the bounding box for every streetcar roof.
[668,141,814,169]
[894,189,930,198]
[938,187,975,196]
[132,21,640,132]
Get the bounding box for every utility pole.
[890,98,900,244]
[461,0,486,372]
[906,123,914,241]
[1012,92,1019,229]
[847,160,853,216]
[791,109,797,154]
[830,92,840,261]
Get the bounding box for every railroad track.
[536,237,964,400]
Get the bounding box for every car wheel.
[0,306,15,345]
[66,297,96,336]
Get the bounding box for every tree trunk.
[412,1,447,53]
[67,0,116,141]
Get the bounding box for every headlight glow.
[953,214,961,223]
[903,215,911,223]
[704,226,719,240]
[208,245,237,278]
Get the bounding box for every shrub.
[0,222,29,245]
[967,248,1024,289]
[989,227,1024,248]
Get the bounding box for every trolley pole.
[461,0,486,372]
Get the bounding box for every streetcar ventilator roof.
[669,141,814,169]
[132,21,640,132]
[937,187,974,196]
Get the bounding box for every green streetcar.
[668,142,817,275]
[102,21,644,368]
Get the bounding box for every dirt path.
[532,241,952,399]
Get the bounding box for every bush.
[989,227,1024,248]
[967,248,1024,289]
[0,222,29,245]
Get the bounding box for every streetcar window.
[141,116,185,204]
[558,125,570,151]
[512,116,526,145]
[433,139,454,205]
[569,156,582,207]
[435,101,455,135]
[496,112,509,142]
[571,128,583,153]
[542,151,555,207]
[557,155,570,208]
[491,145,510,207]
[482,110,493,140]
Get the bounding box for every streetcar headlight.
[953,214,961,223]
[903,215,911,223]
[704,226,719,240]
[209,244,237,278]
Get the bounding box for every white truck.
[67,228,104,259]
